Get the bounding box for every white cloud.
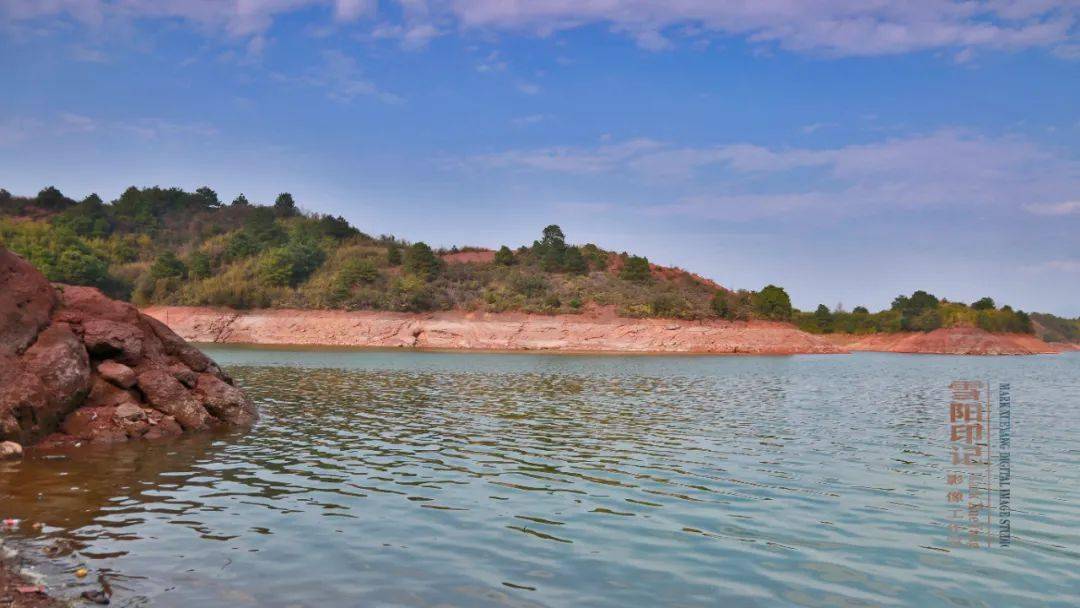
[299,50,403,104]
[59,113,98,133]
[471,138,665,174]
[516,82,541,95]
[475,50,507,73]
[1024,200,1080,215]
[466,130,1080,217]
[118,118,218,140]
[435,0,1079,56]
[7,1,1076,58]
[0,114,217,144]
[800,122,835,135]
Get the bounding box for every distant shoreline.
[143,306,1075,356]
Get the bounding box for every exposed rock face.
[142,306,844,354]
[0,248,257,449]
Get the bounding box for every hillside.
[0,186,1066,346]
[0,186,761,321]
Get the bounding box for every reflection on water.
[2,349,1079,607]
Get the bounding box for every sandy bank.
[141,307,843,355]
[822,327,1064,355]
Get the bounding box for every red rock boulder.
[0,247,257,449]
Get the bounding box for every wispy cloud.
[1026,259,1080,273]
[1045,260,1080,272]
[0,113,216,144]
[516,82,541,95]
[475,50,507,73]
[118,118,218,140]
[1024,200,1080,216]
[437,0,1078,56]
[8,1,1075,58]
[464,130,1080,218]
[801,122,835,135]
[296,50,403,104]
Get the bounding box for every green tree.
[620,255,651,283]
[404,242,441,279]
[853,306,869,314]
[971,297,996,311]
[892,290,941,330]
[274,192,298,218]
[813,304,834,333]
[494,245,515,266]
[150,251,187,279]
[541,225,565,249]
[752,285,793,321]
[232,193,251,207]
[36,186,73,211]
[194,187,221,208]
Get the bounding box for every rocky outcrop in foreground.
[142,306,844,354]
[0,249,256,453]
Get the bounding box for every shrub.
[404,242,441,279]
[620,255,651,283]
[188,251,212,280]
[54,249,109,286]
[257,240,326,287]
[563,246,588,274]
[494,245,515,266]
[386,244,402,266]
[150,251,186,279]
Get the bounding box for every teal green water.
[2,349,1078,607]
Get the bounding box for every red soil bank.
[823,327,1063,355]
[142,306,843,355]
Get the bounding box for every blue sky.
[2,1,1078,315]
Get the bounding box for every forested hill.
[0,185,754,319]
[1,185,1069,338]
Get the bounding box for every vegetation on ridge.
[0,186,1051,337]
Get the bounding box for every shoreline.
[141,306,844,356]
[143,306,1073,356]
[0,550,57,608]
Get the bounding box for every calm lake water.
[2,348,1079,607]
